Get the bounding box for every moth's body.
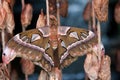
[47,15,61,68]
[49,15,59,50]
[49,24,59,49]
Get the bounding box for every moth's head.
[2,46,16,64]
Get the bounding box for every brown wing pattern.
[3,27,54,72]
[58,27,98,68]
[3,26,98,71]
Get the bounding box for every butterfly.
[2,26,97,72]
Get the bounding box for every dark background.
[1,0,120,80]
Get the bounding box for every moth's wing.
[58,26,98,68]
[4,27,53,72]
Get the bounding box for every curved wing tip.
[89,30,95,36]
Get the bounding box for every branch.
[56,0,60,26]
[1,29,5,50]
[46,0,50,26]
[97,20,102,62]
[21,0,25,10]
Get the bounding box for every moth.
[2,25,98,72]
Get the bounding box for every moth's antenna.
[46,0,50,26]
[56,0,60,26]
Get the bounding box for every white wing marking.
[31,34,41,42]
[38,27,50,37]
[61,41,66,48]
[69,32,79,39]
[58,26,70,35]
[21,36,29,42]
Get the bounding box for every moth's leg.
[38,70,49,80]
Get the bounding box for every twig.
[88,0,92,30]
[92,0,96,33]
[1,29,5,51]
[21,0,26,32]
[97,20,101,62]
[25,74,28,80]
[22,26,26,32]
[21,0,25,10]
[0,0,1,6]
[46,0,50,26]
[92,0,101,64]
[85,74,89,80]
[88,19,91,30]
[56,0,60,26]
